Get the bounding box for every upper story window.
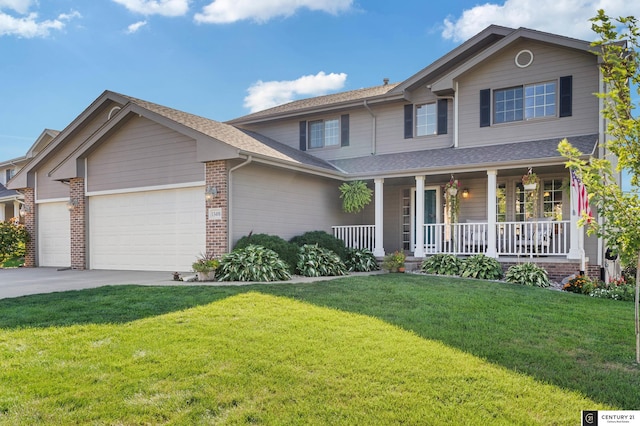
[299,115,349,151]
[309,119,340,149]
[416,103,437,136]
[480,76,571,128]
[5,168,14,184]
[404,99,448,139]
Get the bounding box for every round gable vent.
[515,49,534,68]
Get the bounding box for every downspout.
[454,81,459,148]
[363,100,377,155]
[227,155,253,251]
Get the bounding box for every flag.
[571,169,593,224]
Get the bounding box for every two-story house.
[7,25,605,279]
[0,129,58,222]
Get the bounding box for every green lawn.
[0,274,637,424]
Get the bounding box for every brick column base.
[70,178,86,270]
[205,161,229,256]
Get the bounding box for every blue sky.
[0,0,638,161]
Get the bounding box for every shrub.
[296,244,348,277]
[234,233,298,273]
[590,284,636,301]
[345,248,379,272]
[421,254,463,276]
[290,231,347,261]
[460,254,503,280]
[0,220,29,264]
[505,263,550,287]
[562,275,597,294]
[217,245,291,282]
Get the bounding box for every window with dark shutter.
[480,89,491,127]
[341,114,349,147]
[404,104,413,139]
[559,75,572,117]
[299,121,307,151]
[437,99,448,135]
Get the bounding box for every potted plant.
[522,170,539,191]
[192,253,220,281]
[382,250,406,272]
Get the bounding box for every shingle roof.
[227,83,401,123]
[115,93,340,172]
[329,134,599,177]
[0,183,19,201]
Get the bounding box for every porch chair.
[518,218,552,253]
[463,220,487,252]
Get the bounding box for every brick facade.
[205,161,229,256]
[70,178,86,270]
[500,260,601,282]
[21,187,36,267]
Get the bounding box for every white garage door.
[89,187,206,271]
[38,202,71,268]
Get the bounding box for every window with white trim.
[416,103,437,136]
[309,119,340,149]
[494,81,556,124]
[543,179,563,220]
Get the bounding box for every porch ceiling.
[330,133,598,178]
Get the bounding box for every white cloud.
[244,72,348,113]
[441,0,640,42]
[0,0,33,14]
[0,10,80,38]
[195,0,352,24]
[126,20,147,33]
[112,0,189,17]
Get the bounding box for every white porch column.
[373,178,385,257]
[13,200,20,220]
[0,203,5,221]
[414,175,425,257]
[567,173,582,260]
[486,170,497,258]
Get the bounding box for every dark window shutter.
[404,104,413,139]
[299,121,307,151]
[480,89,491,127]
[437,99,448,135]
[559,75,572,117]
[341,114,349,147]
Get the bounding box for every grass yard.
[0,274,637,424]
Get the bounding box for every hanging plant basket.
[339,180,373,213]
[523,183,537,191]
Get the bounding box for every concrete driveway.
[0,267,184,300]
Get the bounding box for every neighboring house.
[7,25,608,279]
[0,129,58,221]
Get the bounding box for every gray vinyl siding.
[36,101,122,200]
[457,40,599,147]
[87,116,203,193]
[231,163,358,246]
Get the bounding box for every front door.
[411,188,440,253]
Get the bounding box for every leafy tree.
[0,220,29,264]
[558,10,640,362]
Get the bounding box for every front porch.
[332,166,595,281]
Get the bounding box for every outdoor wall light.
[67,198,79,211]
[205,186,218,201]
[462,189,469,199]
[19,205,31,217]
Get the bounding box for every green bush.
[0,221,29,264]
[421,254,463,276]
[234,233,298,273]
[296,244,348,277]
[590,284,636,301]
[345,248,379,272]
[290,231,347,261]
[562,275,597,294]
[505,263,550,287]
[460,254,503,280]
[217,245,291,282]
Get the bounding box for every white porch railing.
[333,221,570,257]
[332,225,376,250]
[419,220,570,256]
